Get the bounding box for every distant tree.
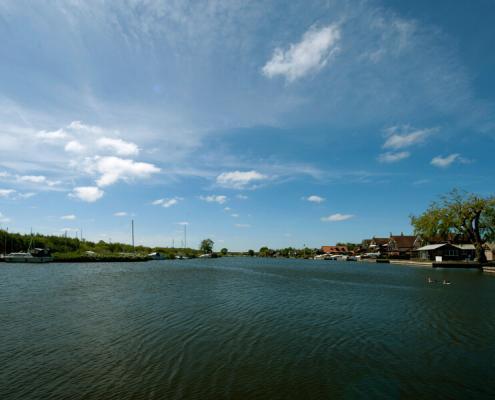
[200,238,214,254]
[259,246,274,257]
[247,249,255,256]
[220,247,228,256]
[411,189,495,263]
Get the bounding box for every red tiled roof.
[321,245,348,254]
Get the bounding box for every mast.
[131,219,135,253]
[184,224,187,249]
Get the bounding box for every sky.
[0,0,494,251]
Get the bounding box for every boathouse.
[415,243,476,261]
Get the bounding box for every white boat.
[4,251,53,263]
[199,253,212,258]
[148,252,166,260]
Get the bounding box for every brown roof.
[321,245,348,254]
[389,235,417,249]
[371,237,389,245]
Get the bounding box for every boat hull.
[4,257,53,263]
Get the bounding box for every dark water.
[1,258,494,399]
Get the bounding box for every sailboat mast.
[131,219,135,252]
[184,224,187,249]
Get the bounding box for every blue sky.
[0,0,494,251]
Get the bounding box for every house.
[321,245,348,254]
[368,237,389,254]
[387,234,421,258]
[415,243,476,261]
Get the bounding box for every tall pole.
[184,224,187,249]
[131,219,135,253]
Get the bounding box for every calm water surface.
[1,258,494,399]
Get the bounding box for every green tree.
[247,249,255,256]
[220,247,228,256]
[259,246,274,257]
[200,238,214,254]
[411,189,495,263]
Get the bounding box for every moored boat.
[4,248,53,263]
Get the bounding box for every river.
[1,258,494,399]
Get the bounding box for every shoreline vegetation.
[1,189,494,266]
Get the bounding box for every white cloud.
[383,126,435,149]
[262,24,341,82]
[177,221,189,226]
[18,175,46,183]
[430,154,460,168]
[36,129,67,141]
[216,170,268,189]
[96,137,139,156]
[321,213,354,222]
[231,213,240,218]
[0,189,15,198]
[236,194,248,200]
[69,186,104,202]
[17,175,60,186]
[88,156,160,187]
[65,140,86,154]
[200,195,227,204]
[68,121,104,135]
[224,207,231,211]
[61,214,76,220]
[235,223,251,228]
[114,211,128,217]
[378,151,410,163]
[306,195,325,203]
[0,172,10,178]
[152,197,181,208]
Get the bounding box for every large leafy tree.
[411,189,495,263]
[200,238,214,254]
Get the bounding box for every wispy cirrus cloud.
[262,24,341,82]
[114,211,128,217]
[60,214,76,220]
